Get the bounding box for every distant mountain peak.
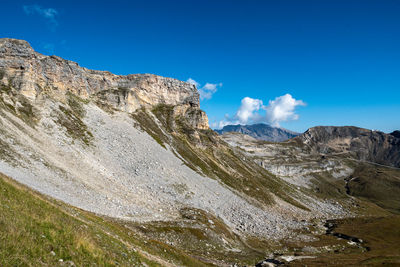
[215,123,299,142]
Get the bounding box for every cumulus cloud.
[265,94,306,126]
[187,78,222,100]
[23,5,59,30]
[235,97,264,124]
[212,94,305,129]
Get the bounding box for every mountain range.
[215,123,300,142]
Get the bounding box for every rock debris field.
[0,100,346,239]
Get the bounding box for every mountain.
[1,38,400,266]
[0,38,209,129]
[222,126,400,214]
[215,123,300,142]
[297,126,400,168]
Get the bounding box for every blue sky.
[1,0,399,132]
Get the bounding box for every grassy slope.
[281,162,400,266]
[347,163,400,214]
[285,215,400,266]
[0,172,150,266]
[0,172,214,267]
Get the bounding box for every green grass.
[56,105,93,146]
[284,215,400,266]
[346,163,400,214]
[0,173,153,266]
[66,91,88,118]
[131,108,168,149]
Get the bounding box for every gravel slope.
[0,99,347,239]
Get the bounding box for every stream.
[324,220,370,251]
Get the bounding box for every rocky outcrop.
[0,38,208,129]
[297,126,400,167]
[215,123,299,142]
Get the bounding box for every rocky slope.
[215,123,299,142]
[222,127,400,215]
[297,126,400,167]
[1,38,400,265]
[0,38,347,240]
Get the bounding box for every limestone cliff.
[0,38,208,129]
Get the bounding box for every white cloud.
[265,94,306,126]
[235,97,264,124]
[187,78,222,100]
[23,5,59,30]
[212,93,305,129]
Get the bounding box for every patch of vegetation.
[66,91,88,118]
[0,69,5,80]
[0,128,19,166]
[56,105,93,146]
[16,95,38,126]
[0,173,155,266]
[309,172,348,199]
[131,108,168,148]
[284,215,400,266]
[346,163,400,214]
[0,84,39,127]
[151,104,175,132]
[172,183,189,194]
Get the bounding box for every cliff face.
[215,123,299,142]
[0,38,208,129]
[298,126,400,167]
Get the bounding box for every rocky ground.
[2,38,400,266]
[0,97,350,241]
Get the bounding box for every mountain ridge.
[297,125,400,167]
[0,38,209,129]
[215,123,300,142]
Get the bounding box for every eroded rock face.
[0,38,208,129]
[297,126,400,167]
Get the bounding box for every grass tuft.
[56,105,93,146]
